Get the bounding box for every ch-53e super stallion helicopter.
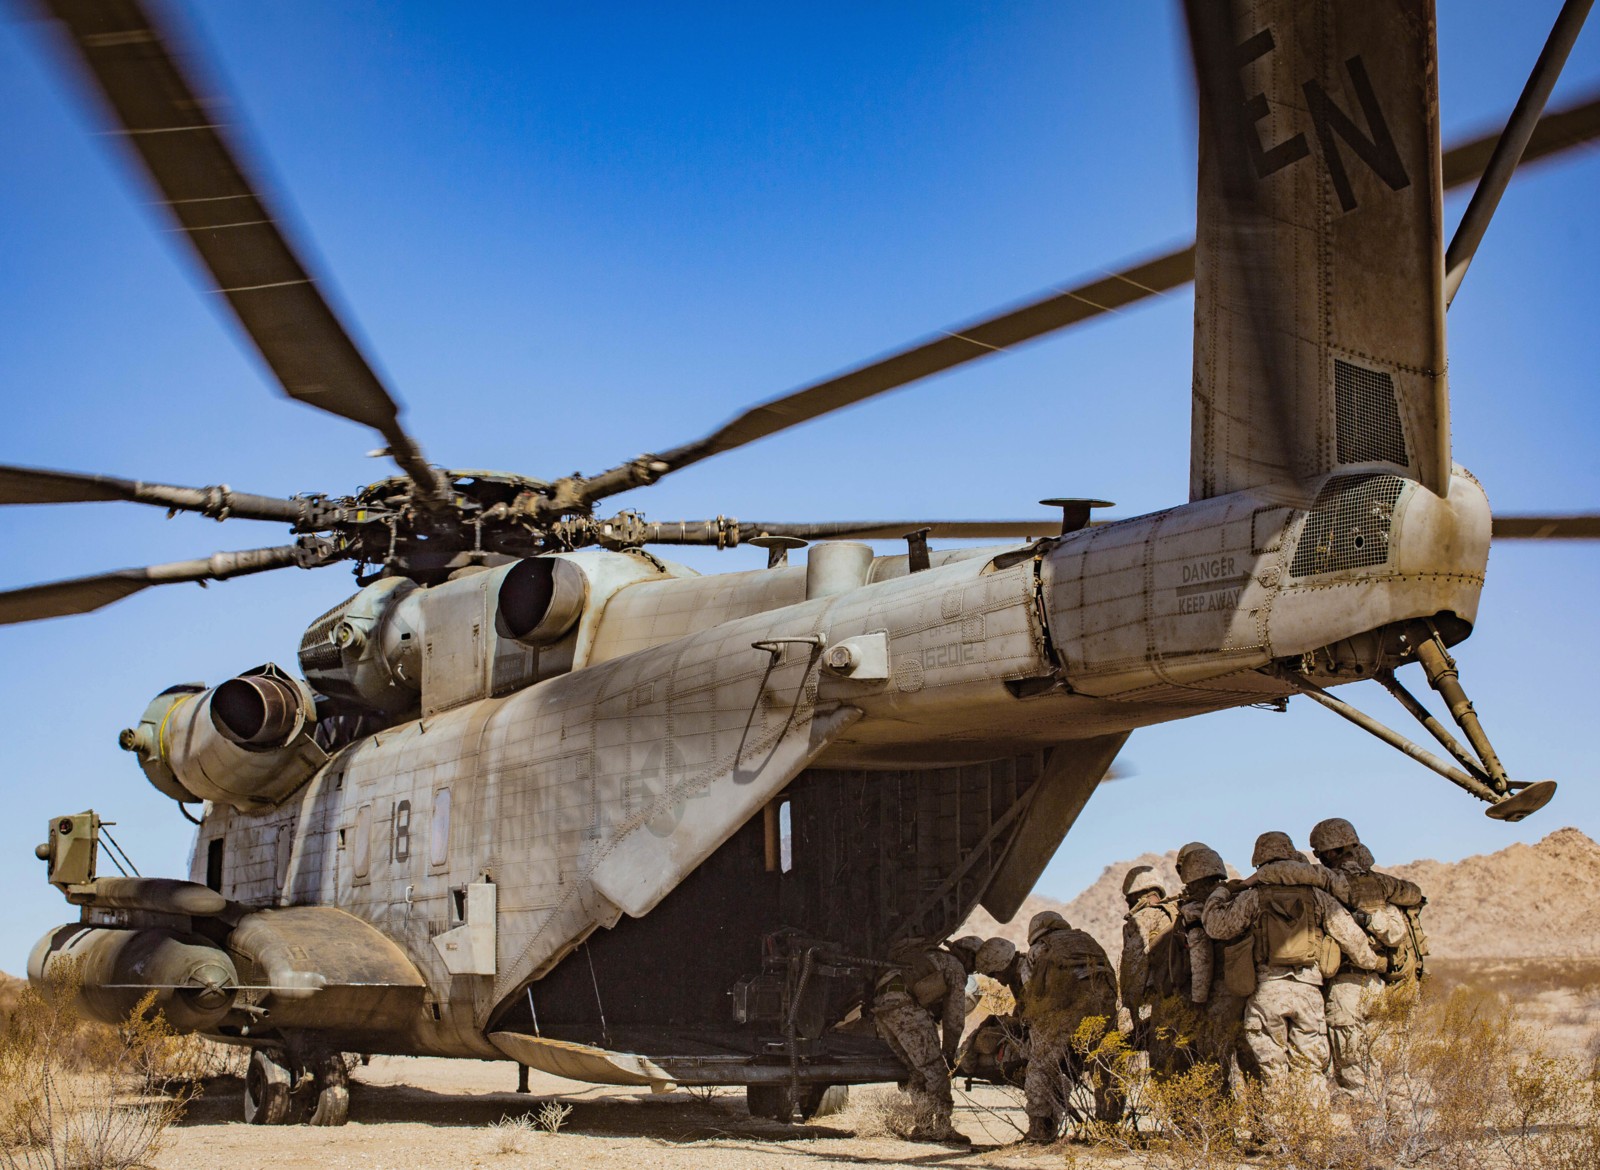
[7,0,1600,1129]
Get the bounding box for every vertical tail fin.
[1190,0,1449,502]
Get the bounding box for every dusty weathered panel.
[1191,0,1448,499]
[586,564,806,662]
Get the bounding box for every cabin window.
[779,799,793,874]
[430,788,451,868]
[353,804,372,879]
[205,837,225,893]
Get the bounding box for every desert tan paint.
[1191,0,1450,499]
[192,460,1489,1058]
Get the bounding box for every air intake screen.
[297,591,360,674]
[1334,360,1409,467]
[1290,474,1406,577]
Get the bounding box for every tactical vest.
[1026,931,1115,1011]
[1253,885,1326,969]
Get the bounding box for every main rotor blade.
[0,544,315,625]
[34,0,444,498]
[638,512,1600,547]
[0,463,310,524]
[1444,0,1593,306]
[572,248,1196,506]
[572,90,1600,511]
[1491,513,1600,539]
[640,519,1070,545]
[1442,88,1600,190]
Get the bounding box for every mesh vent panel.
[1290,474,1406,577]
[1334,360,1409,466]
[298,592,360,674]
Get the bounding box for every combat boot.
[1023,1114,1056,1144]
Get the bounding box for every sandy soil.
[153,1057,1091,1170]
[149,962,1600,1170]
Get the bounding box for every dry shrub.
[839,1086,937,1139]
[1064,982,1600,1170]
[972,976,1016,1018]
[0,958,200,1170]
[487,1112,537,1155]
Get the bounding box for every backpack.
[1026,929,1115,1010]
[1146,911,1192,1000]
[1385,902,1430,984]
[1253,886,1325,969]
[905,950,951,1008]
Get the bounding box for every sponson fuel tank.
[119,663,327,810]
[29,925,238,1032]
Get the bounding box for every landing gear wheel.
[243,1049,292,1125]
[807,1084,848,1119]
[745,1082,844,1122]
[306,1054,350,1126]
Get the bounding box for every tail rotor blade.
[0,544,325,625]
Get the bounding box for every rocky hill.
[961,827,1600,961]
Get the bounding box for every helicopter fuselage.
[104,463,1491,1066]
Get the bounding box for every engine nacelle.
[298,576,423,716]
[296,558,589,716]
[120,664,327,810]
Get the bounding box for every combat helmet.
[1251,830,1299,867]
[1122,864,1165,900]
[947,934,985,969]
[1176,841,1227,884]
[1309,817,1361,853]
[1028,910,1069,945]
[974,937,1016,977]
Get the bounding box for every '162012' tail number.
[923,641,979,669]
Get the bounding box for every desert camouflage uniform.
[1023,924,1122,1133]
[1324,847,1423,1090]
[1178,878,1251,1086]
[1122,892,1181,1074]
[956,942,1032,1087]
[1202,883,1381,1086]
[872,947,966,1138]
[1121,894,1176,1027]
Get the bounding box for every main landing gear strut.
[1280,622,1557,822]
[243,1047,350,1125]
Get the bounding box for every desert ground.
[8,829,1598,1169]
[136,956,1598,1170]
[154,1056,1060,1170]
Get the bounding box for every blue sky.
[0,2,1596,969]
